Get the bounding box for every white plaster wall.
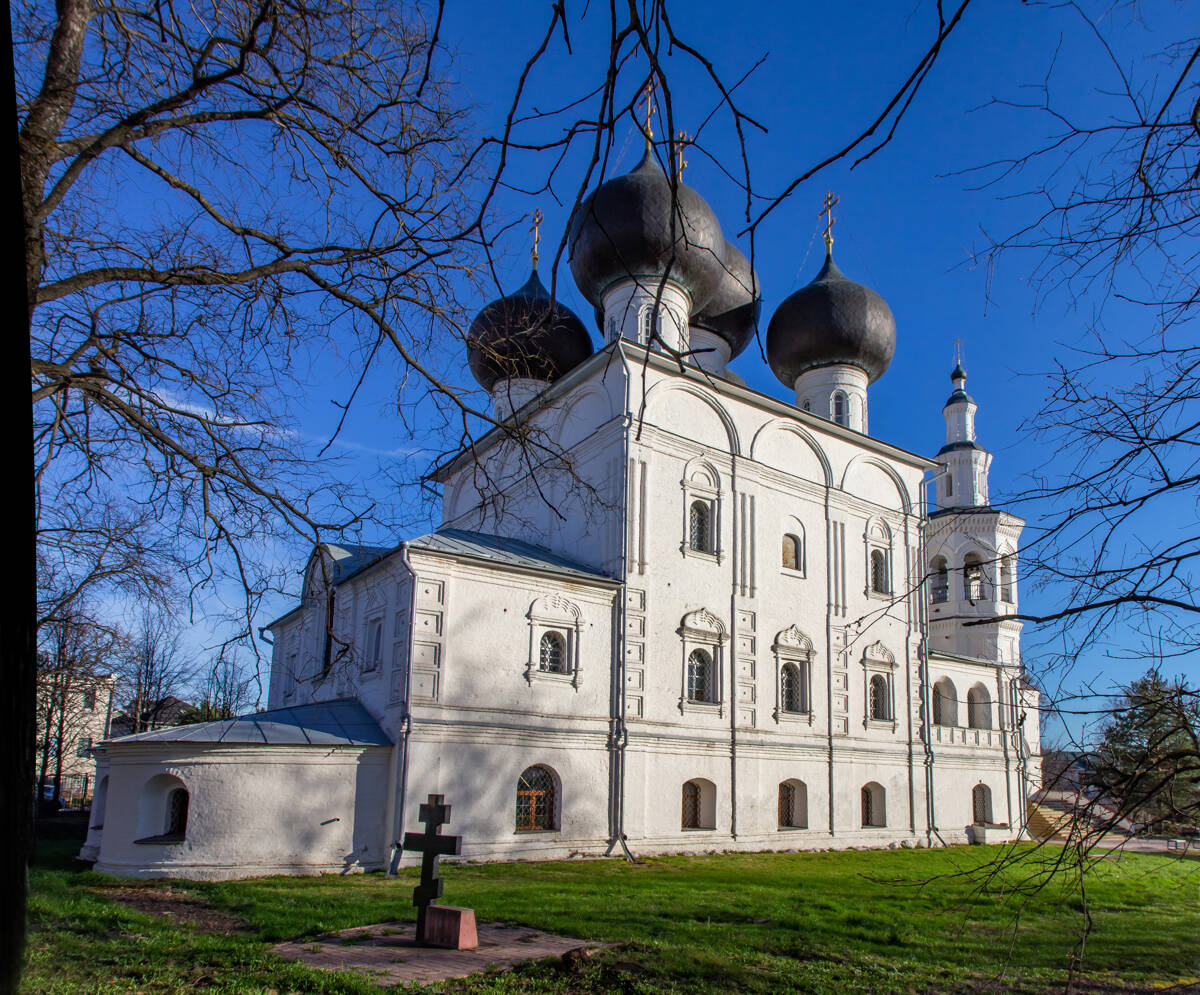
[93,743,391,880]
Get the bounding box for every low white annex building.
[84,141,1041,880]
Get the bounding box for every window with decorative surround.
[772,625,814,725]
[864,519,893,598]
[525,594,582,687]
[678,608,726,714]
[861,641,897,731]
[680,460,722,562]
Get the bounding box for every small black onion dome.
[945,361,973,406]
[568,148,726,311]
[466,268,594,392]
[765,249,896,388]
[691,240,761,360]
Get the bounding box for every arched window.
[999,555,1015,603]
[780,662,806,713]
[688,501,712,553]
[538,632,567,674]
[931,556,949,604]
[945,472,953,497]
[832,390,848,426]
[963,553,985,601]
[802,399,812,412]
[166,788,189,840]
[932,677,958,727]
[640,306,656,343]
[687,648,715,703]
[681,778,715,830]
[778,780,808,829]
[861,782,886,827]
[782,533,802,571]
[972,784,993,825]
[869,674,891,721]
[967,684,992,730]
[515,765,557,831]
[870,549,888,594]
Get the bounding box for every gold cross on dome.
[676,130,689,181]
[954,337,964,368]
[819,190,839,249]
[640,78,657,143]
[530,208,543,267]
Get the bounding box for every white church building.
[82,144,1041,880]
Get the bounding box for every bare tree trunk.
[1,0,39,986]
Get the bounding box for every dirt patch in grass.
[92,885,247,935]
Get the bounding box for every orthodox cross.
[676,130,689,181]
[954,337,964,368]
[819,190,839,250]
[640,79,657,143]
[401,793,462,943]
[530,208,543,268]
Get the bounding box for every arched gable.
[553,383,616,451]
[642,381,741,455]
[749,420,832,486]
[839,455,912,513]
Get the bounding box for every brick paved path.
[273,921,609,987]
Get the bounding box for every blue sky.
[203,1,1193,735]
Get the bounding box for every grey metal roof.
[409,528,616,583]
[105,698,391,747]
[325,543,394,583]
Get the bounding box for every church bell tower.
[926,356,1024,664]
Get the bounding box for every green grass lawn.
[21,829,1200,994]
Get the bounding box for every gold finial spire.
[530,208,543,269]
[819,190,839,252]
[954,337,964,369]
[640,78,657,146]
[675,130,689,181]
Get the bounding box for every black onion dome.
[765,249,896,388]
[691,240,761,359]
[568,148,725,310]
[466,268,594,392]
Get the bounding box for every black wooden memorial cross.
[401,793,462,943]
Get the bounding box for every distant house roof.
[104,698,391,748]
[408,528,617,584]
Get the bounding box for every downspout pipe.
[387,541,417,876]
[613,346,637,863]
[919,465,952,847]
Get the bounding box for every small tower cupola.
[765,193,895,433]
[935,352,992,509]
[467,213,594,419]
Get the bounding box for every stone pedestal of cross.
[401,793,474,948]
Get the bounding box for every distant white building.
[84,145,1041,880]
